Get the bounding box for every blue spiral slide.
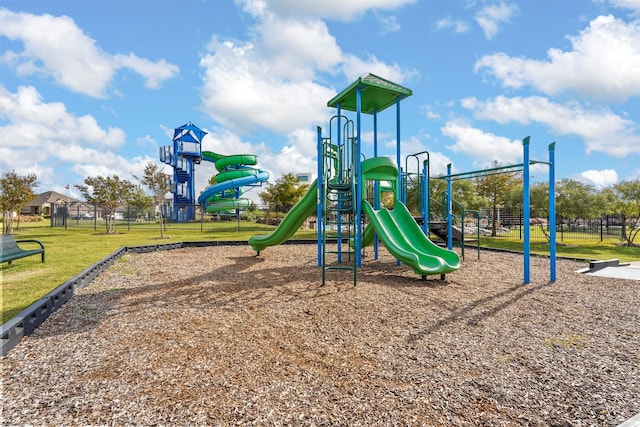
[197,151,269,212]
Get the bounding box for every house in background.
[23,191,73,216]
[23,191,93,218]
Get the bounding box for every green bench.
[0,235,45,264]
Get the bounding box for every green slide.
[363,200,460,276]
[360,156,460,276]
[248,180,318,253]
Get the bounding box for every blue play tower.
[159,122,207,222]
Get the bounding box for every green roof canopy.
[327,73,412,114]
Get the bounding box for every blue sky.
[1,0,639,203]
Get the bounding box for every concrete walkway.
[580,260,640,281]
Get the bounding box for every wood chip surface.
[2,245,639,426]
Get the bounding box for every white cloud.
[384,135,453,176]
[0,85,126,150]
[193,0,421,202]
[113,54,179,90]
[258,15,342,80]
[474,15,640,101]
[474,2,518,39]
[461,95,640,157]
[199,0,417,139]
[578,169,618,189]
[441,119,523,167]
[435,16,470,33]
[0,84,150,189]
[199,39,335,135]
[339,53,417,84]
[608,0,640,13]
[376,13,402,35]
[0,8,179,98]
[422,105,442,120]
[250,0,417,21]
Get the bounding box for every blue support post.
[336,106,343,264]
[396,98,402,203]
[549,142,556,282]
[523,136,531,284]
[422,158,429,235]
[356,86,363,268]
[446,163,453,251]
[396,99,402,266]
[188,159,196,220]
[373,111,379,260]
[316,126,323,267]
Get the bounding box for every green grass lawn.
[1,222,637,325]
[479,236,639,262]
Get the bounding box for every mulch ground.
[2,244,639,426]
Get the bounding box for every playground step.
[327,194,353,201]
[327,204,354,211]
[324,265,357,272]
[325,218,355,224]
[327,195,354,203]
[327,182,352,191]
[327,205,354,212]
[325,249,355,255]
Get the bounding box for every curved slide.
[363,200,460,276]
[360,157,459,276]
[248,180,318,252]
[198,151,269,213]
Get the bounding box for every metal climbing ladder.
[321,117,358,286]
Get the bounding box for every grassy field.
[479,236,639,261]
[1,222,637,324]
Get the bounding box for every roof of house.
[29,191,78,207]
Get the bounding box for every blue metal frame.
[549,142,556,282]
[523,137,531,284]
[441,136,556,284]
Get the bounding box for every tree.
[0,171,38,235]
[75,175,135,234]
[474,162,520,236]
[556,179,598,221]
[129,186,154,222]
[259,173,308,213]
[612,179,640,246]
[135,162,171,238]
[592,187,616,217]
[528,182,549,214]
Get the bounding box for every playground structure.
[160,122,269,221]
[249,73,462,284]
[249,73,557,285]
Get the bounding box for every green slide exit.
[363,200,460,276]
[248,180,318,252]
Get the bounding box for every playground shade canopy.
[327,73,413,114]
